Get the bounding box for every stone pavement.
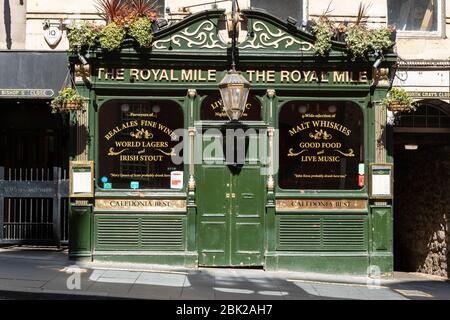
[0,246,449,300]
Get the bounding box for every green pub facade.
[68,9,397,275]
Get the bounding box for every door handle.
[226,193,230,198]
[225,193,236,198]
[231,193,236,198]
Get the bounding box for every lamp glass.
[219,70,250,121]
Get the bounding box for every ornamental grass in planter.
[67,0,159,53]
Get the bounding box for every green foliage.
[371,27,393,52]
[98,22,126,51]
[311,20,333,56]
[50,87,87,113]
[345,26,392,60]
[382,88,417,112]
[129,17,153,48]
[67,21,97,51]
[345,25,370,60]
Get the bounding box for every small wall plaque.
[69,161,94,198]
[369,163,393,199]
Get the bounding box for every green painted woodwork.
[94,214,186,251]
[93,252,197,266]
[197,164,265,266]
[68,204,93,259]
[276,215,368,252]
[369,205,393,275]
[265,253,370,275]
[370,206,392,252]
[70,8,397,274]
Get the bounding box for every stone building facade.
[1,0,449,277]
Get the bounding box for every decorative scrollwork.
[108,148,128,156]
[334,149,355,157]
[153,21,226,50]
[240,21,314,51]
[287,148,308,157]
[130,128,153,140]
[156,148,176,156]
[309,129,333,141]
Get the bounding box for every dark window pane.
[98,100,183,189]
[278,101,364,190]
[201,92,261,121]
[251,0,303,23]
[387,0,439,32]
[440,116,450,128]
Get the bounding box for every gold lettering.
[181,69,193,81]
[159,69,169,81]
[169,69,179,81]
[151,69,160,80]
[255,70,265,82]
[320,72,329,82]
[333,71,346,83]
[97,68,105,79]
[140,69,151,80]
[116,68,125,80]
[359,71,368,83]
[290,70,302,82]
[280,70,290,83]
[197,69,206,81]
[266,70,275,83]
[246,70,255,82]
[130,68,139,80]
[208,69,216,81]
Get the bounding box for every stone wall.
[394,145,450,278]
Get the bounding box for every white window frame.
[388,0,446,39]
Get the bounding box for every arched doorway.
[393,99,450,278]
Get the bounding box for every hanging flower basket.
[387,101,409,112]
[51,87,88,113]
[382,88,417,113]
[63,100,86,111]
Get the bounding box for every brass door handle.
[226,193,230,198]
[231,193,236,198]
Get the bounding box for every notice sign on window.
[70,161,94,198]
[370,164,393,198]
[170,171,183,189]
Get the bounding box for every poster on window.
[279,101,364,190]
[98,100,184,189]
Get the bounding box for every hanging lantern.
[218,69,250,121]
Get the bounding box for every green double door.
[197,164,265,267]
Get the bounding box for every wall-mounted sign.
[98,100,184,189]
[369,164,393,199]
[276,199,367,211]
[69,161,94,198]
[0,89,54,98]
[279,101,364,190]
[43,22,63,47]
[95,68,370,86]
[407,91,450,99]
[95,199,187,212]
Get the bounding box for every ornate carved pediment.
[151,9,338,57]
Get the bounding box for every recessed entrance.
[0,100,69,245]
[393,101,450,277]
[196,128,266,267]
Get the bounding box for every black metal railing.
[0,167,69,246]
